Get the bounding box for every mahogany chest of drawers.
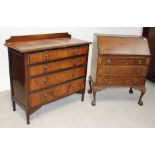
[88,34,151,106]
[5,33,90,124]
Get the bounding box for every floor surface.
[0,80,155,128]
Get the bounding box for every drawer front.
[29,66,86,92]
[28,45,88,65]
[98,56,149,66]
[29,56,87,77]
[96,76,145,86]
[97,66,148,76]
[30,78,85,108]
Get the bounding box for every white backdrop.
[0,27,143,91]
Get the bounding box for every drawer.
[96,76,145,86]
[30,78,85,108]
[28,45,88,65]
[98,56,149,66]
[29,56,87,77]
[97,66,148,76]
[29,66,86,92]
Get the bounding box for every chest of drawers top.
[5,32,90,53]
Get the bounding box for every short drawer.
[96,76,145,86]
[29,78,85,108]
[97,66,148,76]
[29,66,86,92]
[28,45,88,65]
[29,56,87,77]
[98,56,149,66]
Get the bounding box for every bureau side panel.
[9,49,26,107]
[90,34,98,82]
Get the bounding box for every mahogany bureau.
[88,34,151,106]
[5,33,91,124]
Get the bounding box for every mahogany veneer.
[5,32,91,124]
[88,34,151,106]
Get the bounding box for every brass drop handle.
[45,55,49,61]
[107,59,111,65]
[74,49,78,56]
[134,79,138,84]
[73,59,77,65]
[73,71,76,77]
[44,93,48,98]
[136,70,141,75]
[138,60,142,65]
[44,78,48,83]
[44,65,48,72]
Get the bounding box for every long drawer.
[29,66,86,92]
[29,56,87,77]
[30,78,85,108]
[96,76,145,86]
[97,65,148,76]
[28,45,88,65]
[98,56,149,66]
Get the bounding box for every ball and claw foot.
[91,100,96,106]
[138,100,143,106]
[137,87,145,106]
[129,87,133,94]
[88,89,92,94]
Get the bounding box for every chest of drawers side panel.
[8,49,26,108]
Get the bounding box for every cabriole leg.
[88,76,92,94]
[91,89,96,106]
[138,87,146,106]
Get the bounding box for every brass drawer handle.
[44,78,48,83]
[74,49,79,56]
[44,65,48,72]
[107,59,111,65]
[44,93,48,98]
[138,60,142,65]
[45,55,49,61]
[73,59,77,62]
[134,79,138,84]
[136,70,141,75]
[73,59,77,65]
[73,71,76,77]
